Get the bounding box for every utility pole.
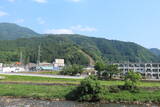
[37,44,41,66]
[20,51,23,66]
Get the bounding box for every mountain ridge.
[0,23,159,64]
[0,22,40,40]
[150,48,160,56]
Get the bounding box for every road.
[0,72,86,79]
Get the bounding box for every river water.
[0,98,158,107]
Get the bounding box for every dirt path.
[0,81,78,86]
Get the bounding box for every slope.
[0,23,40,40]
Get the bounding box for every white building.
[115,62,160,79]
[53,59,65,67]
[2,67,25,73]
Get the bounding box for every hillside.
[150,48,160,56]
[0,23,159,64]
[0,23,40,40]
[0,34,159,65]
[57,34,159,63]
[0,36,90,65]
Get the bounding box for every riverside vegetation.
[0,62,160,104]
[1,74,160,104]
[0,61,158,104]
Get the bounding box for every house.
[53,59,65,67]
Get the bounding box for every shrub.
[68,75,104,102]
[60,64,83,76]
[124,70,142,92]
[109,86,120,93]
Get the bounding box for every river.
[0,98,158,107]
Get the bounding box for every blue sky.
[0,0,160,49]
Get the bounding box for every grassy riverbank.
[0,84,75,99]
[1,75,160,87]
[0,74,160,103]
[0,84,160,104]
[104,90,160,103]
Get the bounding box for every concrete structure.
[53,59,65,67]
[115,63,160,79]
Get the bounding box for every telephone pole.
[20,51,23,65]
[37,44,41,66]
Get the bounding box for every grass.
[0,74,81,84]
[0,84,75,99]
[0,83,160,103]
[0,75,160,103]
[104,90,160,102]
[101,80,160,87]
[1,74,160,87]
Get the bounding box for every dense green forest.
[0,34,159,65]
[150,48,160,56]
[0,23,159,65]
[0,23,40,40]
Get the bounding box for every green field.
[0,75,81,84]
[0,74,160,103]
[0,84,75,99]
[0,75,160,87]
[0,84,159,103]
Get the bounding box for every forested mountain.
[58,34,160,63]
[150,48,160,56]
[0,36,90,65]
[0,23,40,40]
[0,23,159,65]
[0,34,159,65]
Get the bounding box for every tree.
[60,64,83,76]
[124,70,142,90]
[74,75,104,101]
[105,64,120,80]
[94,61,106,78]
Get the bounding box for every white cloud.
[69,0,81,2]
[45,29,74,34]
[8,0,16,2]
[37,17,45,25]
[44,25,96,34]
[33,0,47,3]
[0,11,8,17]
[14,19,24,24]
[70,25,97,32]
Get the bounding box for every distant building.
[39,62,52,66]
[115,62,160,79]
[2,67,25,72]
[53,59,65,67]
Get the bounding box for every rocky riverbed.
[0,97,159,107]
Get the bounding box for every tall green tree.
[105,64,120,80]
[94,61,107,78]
[60,64,83,76]
[124,70,142,90]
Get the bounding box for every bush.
[67,75,104,102]
[60,64,83,76]
[124,70,142,92]
[109,86,120,93]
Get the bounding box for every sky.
[0,0,160,49]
